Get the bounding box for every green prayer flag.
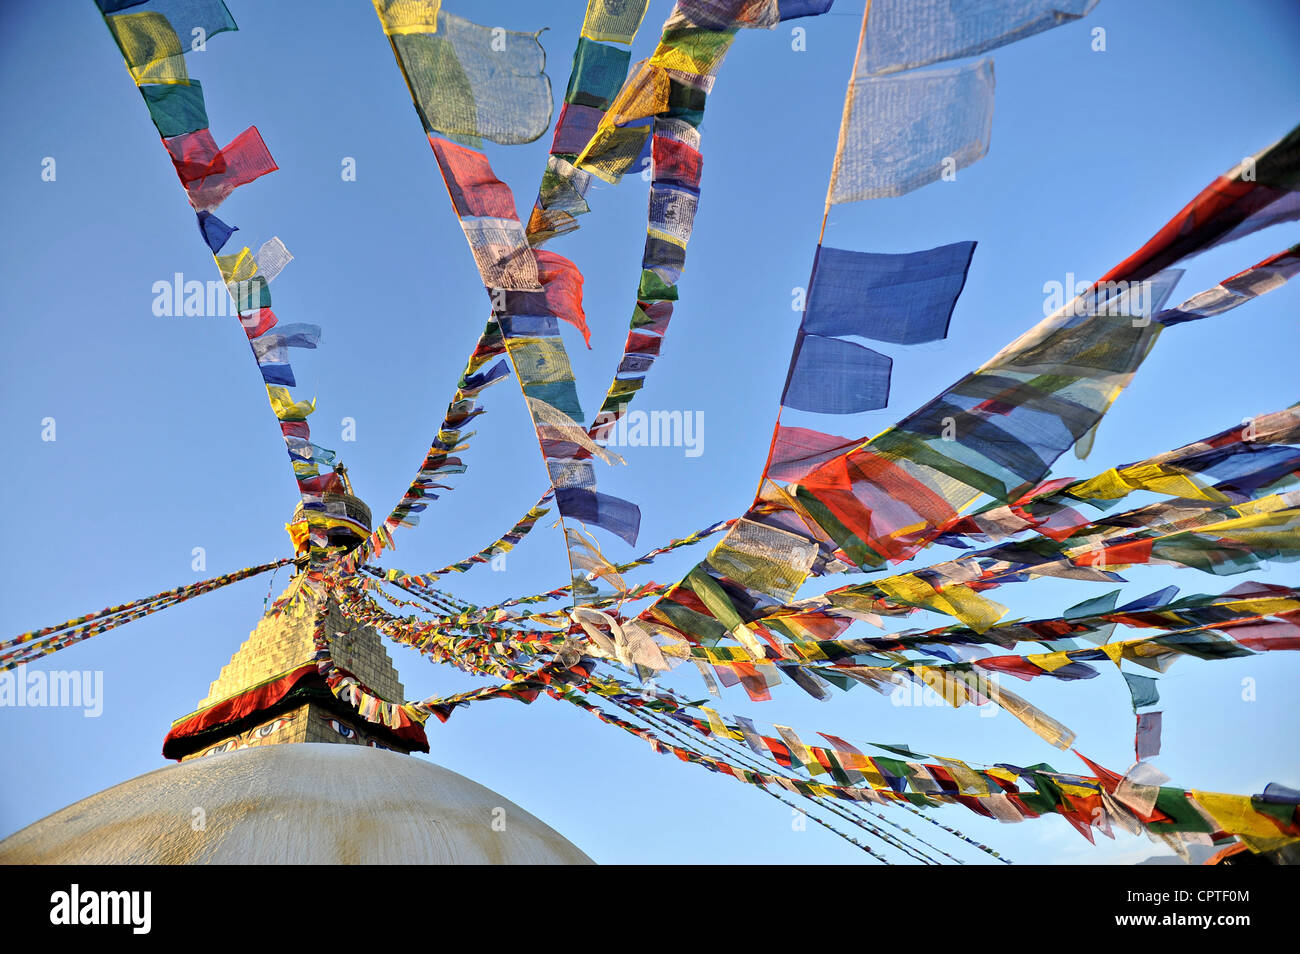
[140,81,208,138]
[1122,671,1160,709]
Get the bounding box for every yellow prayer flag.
[581,0,650,44]
[372,0,442,35]
[107,12,190,85]
[1192,791,1298,853]
[266,385,316,421]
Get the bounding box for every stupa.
[0,475,593,865]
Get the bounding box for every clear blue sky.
[1,0,1297,864]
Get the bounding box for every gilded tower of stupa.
[0,476,592,865]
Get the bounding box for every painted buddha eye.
[367,740,391,751]
[326,718,357,739]
[253,719,285,739]
[205,739,237,756]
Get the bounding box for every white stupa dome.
[0,744,593,865]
